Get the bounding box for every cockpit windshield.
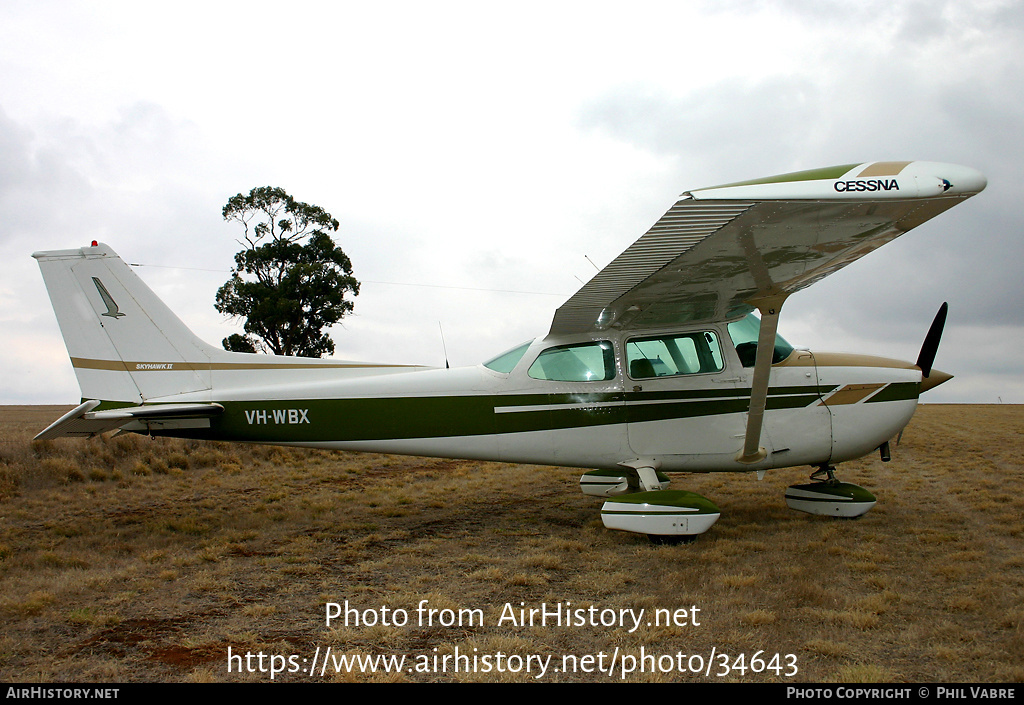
[482,340,534,373]
[727,313,795,367]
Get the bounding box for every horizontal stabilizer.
[35,401,224,440]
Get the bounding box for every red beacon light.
[91,241,98,247]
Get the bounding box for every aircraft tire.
[647,534,697,545]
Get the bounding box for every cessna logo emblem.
[92,277,125,319]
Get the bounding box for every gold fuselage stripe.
[819,383,887,406]
[773,352,918,370]
[69,357,423,371]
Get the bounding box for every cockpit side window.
[527,341,615,382]
[626,332,724,379]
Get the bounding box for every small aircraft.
[33,161,987,542]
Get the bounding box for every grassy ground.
[0,404,1021,683]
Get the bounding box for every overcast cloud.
[1,0,1021,405]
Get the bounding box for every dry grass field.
[0,404,1021,683]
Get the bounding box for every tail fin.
[34,243,219,403]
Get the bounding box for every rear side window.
[528,341,615,382]
[626,332,723,378]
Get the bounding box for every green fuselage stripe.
[864,382,920,403]
[155,385,841,443]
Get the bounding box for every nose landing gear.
[580,468,720,543]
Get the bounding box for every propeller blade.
[916,302,948,378]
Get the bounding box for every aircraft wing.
[34,400,225,440]
[549,161,987,336]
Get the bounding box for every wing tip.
[688,161,986,201]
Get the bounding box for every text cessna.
[833,178,900,192]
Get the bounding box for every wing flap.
[550,202,754,335]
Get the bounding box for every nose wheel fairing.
[785,465,876,518]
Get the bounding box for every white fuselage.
[131,322,922,475]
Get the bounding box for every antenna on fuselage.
[438,322,450,369]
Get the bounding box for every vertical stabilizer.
[34,243,217,403]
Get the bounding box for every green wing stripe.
[699,164,860,190]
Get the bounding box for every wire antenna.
[438,322,450,369]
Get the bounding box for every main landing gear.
[579,468,721,544]
[580,462,878,544]
[785,465,877,518]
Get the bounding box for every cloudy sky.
[2,1,1021,405]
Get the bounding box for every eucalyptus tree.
[216,186,359,357]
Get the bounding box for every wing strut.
[736,295,788,465]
